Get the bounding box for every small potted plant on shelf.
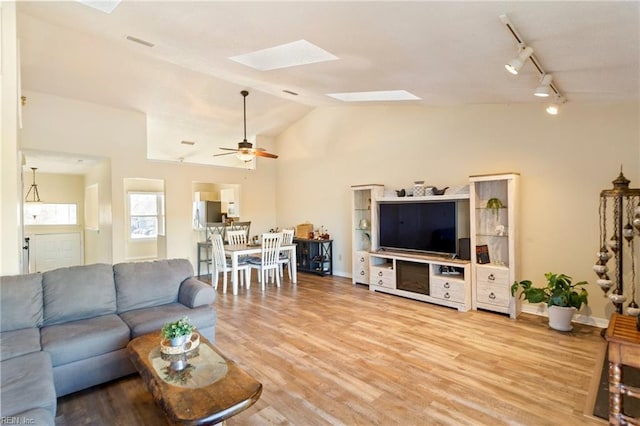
[161,316,195,346]
[511,272,589,331]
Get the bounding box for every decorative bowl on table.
[161,332,200,355]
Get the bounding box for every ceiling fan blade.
[213,152,237,157]
[254,150,278,159]
[218,147,239,152]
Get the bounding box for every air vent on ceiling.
[126,36,155,48]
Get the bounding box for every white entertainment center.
[351,173,519,316]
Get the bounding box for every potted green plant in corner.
[511,272,588,331]
[161,316,195,346]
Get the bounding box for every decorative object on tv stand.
[595,168,640,316]
[430,186,449,196]
[511,272,589,331]
[413,181,425,197]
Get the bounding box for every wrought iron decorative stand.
[596,170,640,315]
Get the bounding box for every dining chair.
[226,229,247,245]
[249,232,283,290]
[226,221,251,241]
[278,228,295,280]
[210,233,250,293]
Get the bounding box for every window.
[24,203,78,225]
[128,192,164,240]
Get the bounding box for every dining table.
[224,243,297,295]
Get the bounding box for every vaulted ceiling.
[16,1,640,170]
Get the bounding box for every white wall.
[18,90,277,269]
[275,103,640,322]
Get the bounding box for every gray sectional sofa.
[0,258,217,425]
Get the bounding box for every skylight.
[327,90,421,102]
[230,40,338,71]
[76,0,122,14]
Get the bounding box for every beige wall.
[275,103,640,323]
[18,90,278,269]
[1,2,21,275]
[84,159,112,264]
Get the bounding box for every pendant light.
[25,167,41,203]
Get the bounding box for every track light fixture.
[546,95,565,115]
[505,45,534,75]
[500,14,566,114]
[534,73,553,97]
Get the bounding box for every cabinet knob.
[488,274,495,281]
[489,292,496,299]
[378,280,384,285]
[444,282,450,289]
[360,270,365,276]
[378,271,383,277]
[444,292,450,299]
[360,257,365,262]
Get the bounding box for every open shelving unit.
[469,173,520,318]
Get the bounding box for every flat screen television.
[379,201,459,255]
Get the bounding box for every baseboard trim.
[520,304,609,329]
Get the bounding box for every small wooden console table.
[128,332,262,425]
[606,313,640,425]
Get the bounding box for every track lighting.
[500,14,566,114]
[546,96,564,115]
[505,45,534,75]
[534,74,553,97]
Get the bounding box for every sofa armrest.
[178,278,217,308]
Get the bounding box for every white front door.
[33,233,82,272]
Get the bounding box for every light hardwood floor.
[56,273,606,425]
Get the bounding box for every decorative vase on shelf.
[413,181,425,197]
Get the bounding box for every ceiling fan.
[214,90,278,162]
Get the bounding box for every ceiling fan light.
[236,150,254,162]
[534,74,553,97]
[505,46,533,75]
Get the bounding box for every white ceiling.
[16,1,640,170]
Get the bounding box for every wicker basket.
[296,223,314,239]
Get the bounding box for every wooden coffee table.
[128,332,262,425]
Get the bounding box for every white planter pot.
[548,306,577,331]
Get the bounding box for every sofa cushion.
[0,328,41,362]
[119,303,216,338]
[0,351,56,419]
[115,259,194,313]
[41,314,130,366]
[42,263,116,326]
[0,273,43,331]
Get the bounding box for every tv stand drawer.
[430,277,465,303]
[476,282,510,307]
[370,266,395,288]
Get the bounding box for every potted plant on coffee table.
[511,272,588,331]
[161,316,195,346]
